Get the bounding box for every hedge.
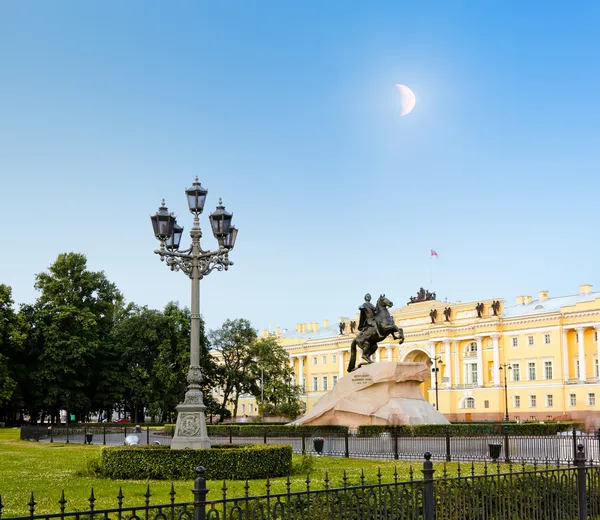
[96,443,292,480]
[205,424,349,437]
[357,422,582,437]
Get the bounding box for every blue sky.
[1,2,600,333]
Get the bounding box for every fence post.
[192,466,208,520]
[572,427,578,460]
[84,425,87,444]
[421,452,435,520]
[301,431,306,455]
[445,427,451,462]
[147,426,150,445]
[229,426,233,445]
[103,426,106,445]
[49,426,53,443]
[263,427,268,444]
[597,428,600,464]
[344,431,349,458]
[394,432,399,460]
[574,444,588,520]
[66,422,69,444]
[503,426,510,463]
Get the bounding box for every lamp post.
[150,177,238,449]
[499,363,512,422]
[430,357,443,410]
[260,366,264,422]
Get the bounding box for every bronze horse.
[347,294,404,372]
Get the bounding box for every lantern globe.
[166,222,184,250]
[185,176,208,215]
[209,199,233,240]
[150,200,176,241]
[223,226,238,249]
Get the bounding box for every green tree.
[30,253,122,422]
[0,285,19,407]
[210,319,257,420]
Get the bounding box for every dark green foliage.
[96,443,292,480]
[206,424,349,436]
[357,422,580,436]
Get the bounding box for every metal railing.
[2,447,599,520]
[20,425,173,446]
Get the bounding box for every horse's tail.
[347,339,357,373]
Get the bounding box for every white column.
[443,340,451,385]
[595,326,600,378]
[375,348,381,362]
[491,334,501,386]
[299,355,305,393]
[576,327,587,382]
[387,345,394,362]
[453,341,460,386]
[476,337,484,386]
[562,328,569,381]
[338,350,345,378]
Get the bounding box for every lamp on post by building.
[429,357,443,410]
[150,177,238,449]
[499,363,513,422]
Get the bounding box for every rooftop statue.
[407,287,436,305]
[347,294,405,372]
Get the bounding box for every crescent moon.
[395,84,416,116]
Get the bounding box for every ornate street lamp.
[499,363,513,422]
[150,176,238,449]
[429,357,443,410]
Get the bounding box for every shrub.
[95,443,292,480]
[356,422,581,437]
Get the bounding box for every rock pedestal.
[294,362,449,427]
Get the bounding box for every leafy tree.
[209,319,257,420]
[29,253,122,422]
[0,285,19,406]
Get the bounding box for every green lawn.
[0,428,505,517]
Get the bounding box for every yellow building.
[222,285,600,426]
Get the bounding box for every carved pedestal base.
[170,366,211,450]
[170,402,211,450]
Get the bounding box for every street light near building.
[150,177,238,449]
[429,357,443,410]
[498,363,513,422]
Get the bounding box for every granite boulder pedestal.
[294,362,449,427]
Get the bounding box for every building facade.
[220,285,600,426]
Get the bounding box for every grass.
[0,427,510,516]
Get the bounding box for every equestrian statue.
[347,293,405,372]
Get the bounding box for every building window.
[546,395,553,407]
[512,337,519,348]
[465,363,478,385]
[312,357,317,365]
[241,404,245,413]
[249,404,253,413]
[514,396,521,408]
[464,397,475,409]
[595,359,599,378]
[570,394,576,407]
[576,360,580,379]
[530,395,537,407]
[332,354,337,363]
[333,375,338,387]
[544,361,553,380]
[322,376,328,391]
[544,334,551,345]
[512,364,521,382]
[484,400,489,409]
[528,362,536,381]
[528,335,534,346]
[469,342,477,352]
[312,377,318,392]
[322,356,327,365]
[575,332,579,344]
[589,393,596,406]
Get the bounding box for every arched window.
[468,342,477,352]
[463,397,475,409]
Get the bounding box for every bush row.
[357,422,582,437]
[95,443,292,480]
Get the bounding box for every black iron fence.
[20,425,173,446]
[212,427,600,464]
[20,425,600,463]
[2,446,600,520]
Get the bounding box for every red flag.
[431,249,438,257]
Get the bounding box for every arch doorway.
[402,349,432,402]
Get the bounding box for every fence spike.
[265,477,271,497]
[117,487,124,510]
[29,492,36,517]
[59,490,67,513]
[145,484,151,506]
[360,468,365,486]
[457,462,461,477]
[533,459,538,472]
[470,461,475,477]
[88,488,96,510]
[377,467,382,485]
[169,483,176,504]
[324,471,330,490]
[483,461,488,476]
[343,470,348,489]
[496,460,501,475]
[442,463,448,479]
[409,465,414,481]
[244,479,250,497]
[393,466,398,484]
